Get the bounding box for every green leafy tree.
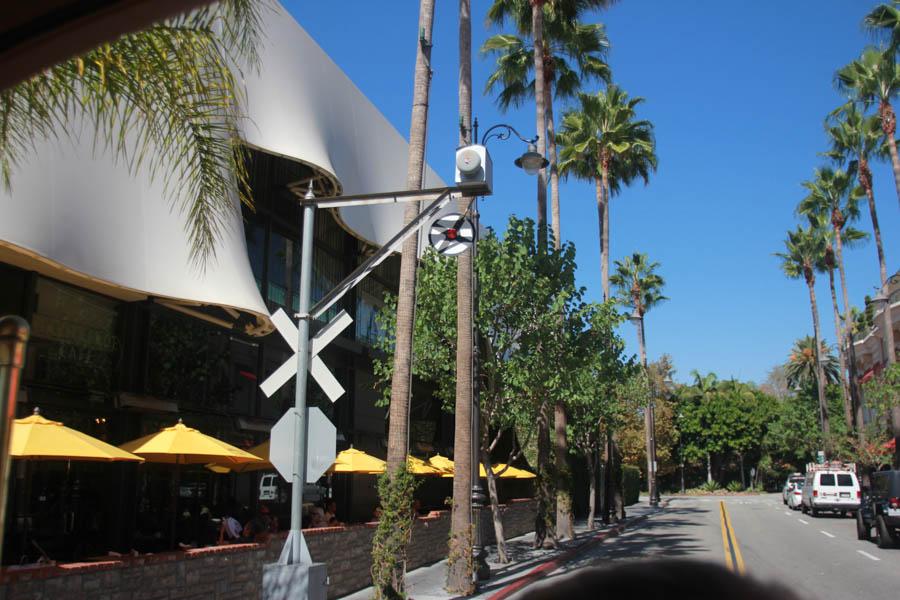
[676,373,777,486]
[0,0,263,268]
[373,216,580,563]
[564,302,634,529]
[485,0,617,542]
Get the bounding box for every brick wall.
[0,499,535,599]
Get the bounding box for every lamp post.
[630,306,659,507]
[872,283,900,469]
[467,119,546,579]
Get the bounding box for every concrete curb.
[486,501,669,600]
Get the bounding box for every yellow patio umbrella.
[328,447,385,474]
[11,408,144,462]
[483,464,536,479]
[205,440,273,474]
[119,419,263,465]
[120,419,262,549]
[429,454,455,476]
[406,455,447,476]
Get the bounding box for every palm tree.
[864,2,900,53]
[447,0,474,591]
[378,3,435,596]
[807,211,868,432]
[483,14,609,544]
[775,226,831,452]
[487,0,620,546]
[611,252,667,505]
[486,0,619,249]
[0,0,263,268]
[687,370,719,483]
[784,335,840,390]
[557,86,656,301]
[797,166,866,433]
[823,102,891,290]
[482,17,610,249]
[835,48,900,214]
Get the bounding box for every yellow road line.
[719,501,746,574]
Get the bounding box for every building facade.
[0,2,453,563]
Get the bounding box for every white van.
[801,462,860,517]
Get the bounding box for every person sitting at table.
[308,506,328,528]
[217,508,242,545]
[324,500,343,527]
[176,509,195,549]
[240,506,275,542]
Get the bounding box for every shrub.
[726,481,743,493]
[699,480,722,493]
[623,465,641,505]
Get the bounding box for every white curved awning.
[0,1,446,336]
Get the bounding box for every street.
[516,494,900,600]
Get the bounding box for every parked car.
[782,473,804,505]
[787,480,804,510]
[856,470,900,548]
[801,462,860,517]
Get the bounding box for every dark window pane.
[819,474,835,486]
[837,474,854,487]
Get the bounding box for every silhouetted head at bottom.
[517,559,801,600]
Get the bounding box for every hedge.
[623,465,641,506]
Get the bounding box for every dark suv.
[856,470,900,548]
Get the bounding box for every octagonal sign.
[270,407,336,483]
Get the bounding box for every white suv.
[801,465,860,517]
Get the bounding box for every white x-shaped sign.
[259,308,353,402]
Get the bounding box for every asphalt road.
[516,494,900,600]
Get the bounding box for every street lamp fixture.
[514,143,549,176]
[467,118,544,582]
[629,306,642,326]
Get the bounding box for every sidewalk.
[338,499,660,600]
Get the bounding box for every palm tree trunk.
[879,101,900,215]
[861,165,888,286]
[530,0,555,550]
[532,0,548,250]
[386,0,435,474]
[828,265,853,431]
[636,315,656,503]
[834,226,863,436]
[546,85,561,249]
[860,168,895,447]
[547,81,572,538]
[807,277,832,452]
[600,164,611,301]
[594,176,609,302]
[447,1,473,589]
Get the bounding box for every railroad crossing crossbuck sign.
[259,308,353,402]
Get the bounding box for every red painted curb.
[486,501,668,600]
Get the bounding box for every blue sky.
[285,1,900,386]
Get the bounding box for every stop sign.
[270,407,336,483]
